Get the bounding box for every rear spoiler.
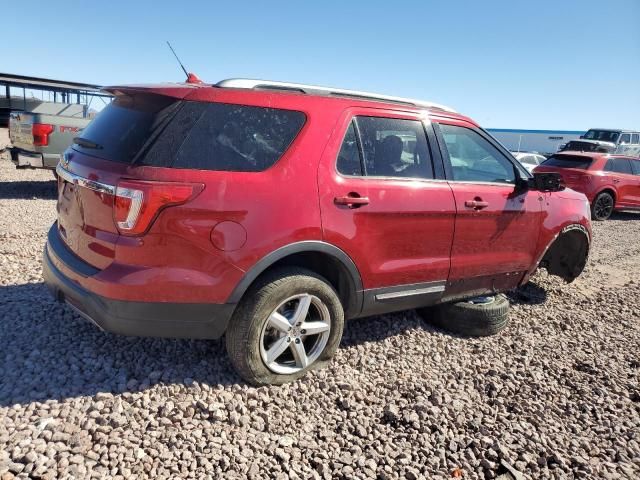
[101,83,204,99]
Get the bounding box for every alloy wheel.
[594,195,613,220]
[259,294,331,374]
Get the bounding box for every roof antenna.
[166,41,202,84]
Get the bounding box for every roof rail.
[215,78,456,113]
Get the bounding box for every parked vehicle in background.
[560,128,640,155]
[511,151,546,173]
[1,72,112,171]
[535,152,640,220]
[488,128,583,156]
[0,97,42,128]
[43,77,591,384]
[9,103,93,170]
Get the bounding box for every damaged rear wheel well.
[540,227,589,283]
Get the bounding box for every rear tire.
[225,267,344,385]
[591,191,614,221]
[419,294,510,337]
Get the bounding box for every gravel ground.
[0,137,639,479]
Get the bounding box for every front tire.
[225,267,344,385]
[591,191,614,221]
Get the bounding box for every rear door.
[630,159,640,207]
[318,108,456,315]
[433,120,544,299]
[604,157,636,207]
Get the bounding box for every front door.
[318,108,456,316]
[434,121,545,300]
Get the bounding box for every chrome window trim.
[444,180,517,187]
[56,163,116,195]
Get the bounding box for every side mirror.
[528,172,565,192]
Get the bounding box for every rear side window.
[631,160,640,175]
[336,122,363,176]
[541,155,594,169]
[73,94,179,163]
[604,158,633,174]
[142,102,306,172]
[632,133,639,144]
[337,116,433,179]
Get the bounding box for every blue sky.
[3,0,639,130]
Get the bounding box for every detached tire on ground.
[226,267,344,385]
[419,294,510,337]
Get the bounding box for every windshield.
[541,154,593,169]
[583,130,620,143]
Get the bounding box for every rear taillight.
[32,123,54,146]
[114,180,204,236]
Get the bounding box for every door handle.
[334,193,370,208]
[613,179,620,184]
[465,199,489,210]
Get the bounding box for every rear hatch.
[56,84,307,270]
[56,89,192,269]
[534,154,595,190]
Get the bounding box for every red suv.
[43,78,591,384]
[534,152,640,220]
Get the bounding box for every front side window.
[336,116,434,179]
[439,124,516,184]
[520,155,537,166]
[620,133,632,145]
[605,158,633,174]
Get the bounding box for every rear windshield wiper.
[74,137,103,149]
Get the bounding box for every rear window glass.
[74,96,306,172]
[140,102,305,172]
[73,94,179,164]
[541,155,593,169]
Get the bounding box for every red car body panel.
[317,107,456,289]
[44,82,592,339]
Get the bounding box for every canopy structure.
[0,72,111,126]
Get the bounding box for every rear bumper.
[43,225,235,339]
[9,147,60,169]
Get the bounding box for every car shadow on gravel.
[0,280,552,406]
[507,281,548,305]
[609,211,640,221]
[0,282,239,407]
[0,179,57,199]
